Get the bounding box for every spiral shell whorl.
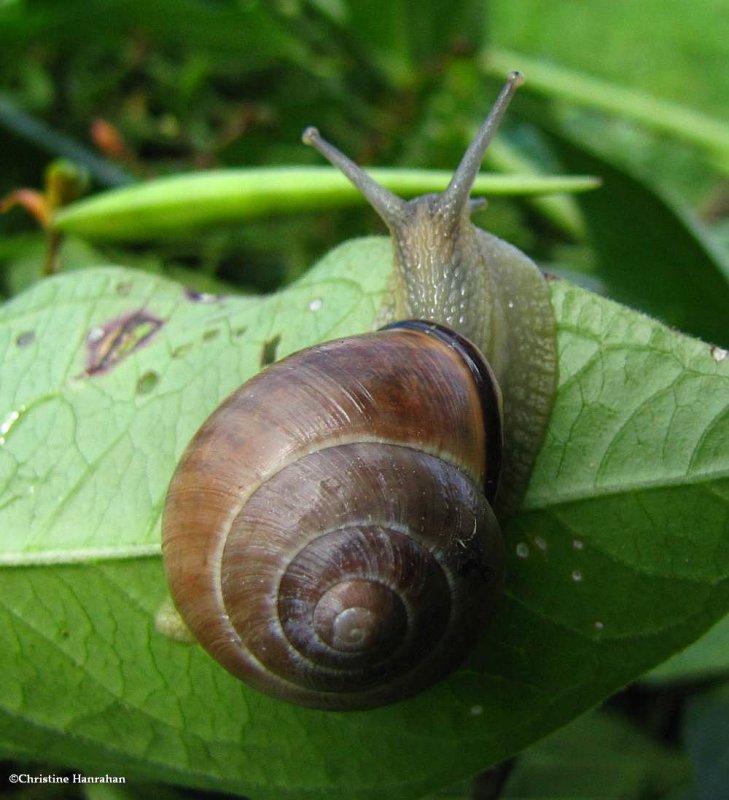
[216,442,501,707]
[162,324,503,709]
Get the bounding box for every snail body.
[162,72,557,710]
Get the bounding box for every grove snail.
[161,71,558,710]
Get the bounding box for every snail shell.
[162,321,504,710]
[162,72,557,710]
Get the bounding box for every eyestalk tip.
[302,126,320,146]
[507,70,525,88]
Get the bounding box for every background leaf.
[646,614,729,684]
[501,710,690,799]
[489,0,729,117]
[486,48,729,161]
[541,128,729,347]
[681,686,729,799]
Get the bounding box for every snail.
[161,72,557,710]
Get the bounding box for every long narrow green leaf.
[51,167,599,241]
[0,96,133,188]
[486,48,729,160]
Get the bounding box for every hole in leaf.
[172,343,192,358]
[260,334,281,367]
[136,370,160,395]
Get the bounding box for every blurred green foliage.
[0,0,500,295]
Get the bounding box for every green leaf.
[333,0,487,86]
[51,167,600,242]
[427,707,690,798]
[486,48,729,161]
[646,612,729,683]
[541,128,729,347]
[0,0,307,75]
[1,239,728,799]
[488,1,729,121]
[501,709,690,799]
[682,685,729,799]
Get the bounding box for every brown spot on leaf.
[15,331,36,347]
[260,334,281,367]
[85,309,163,376]
[203,328,220,341]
